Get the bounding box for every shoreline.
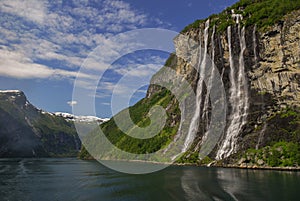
[176,163,300,171]
[3,156,299,171]
[78,157,300,171]
[219,164,300,171]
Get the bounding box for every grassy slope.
[79,85,180,159]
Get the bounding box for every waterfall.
[253,25,258,66]
[215,26,237,160]
[216,25,249,159]
[202,25,216,123]
[238,26,249,126]
[182,19,210,153]
[238,26,249,140]
[178,21,249,159]
[199,25,216,147]
[256,123,266,150]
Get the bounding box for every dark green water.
[0,158,299,201]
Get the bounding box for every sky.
[0,0,238,118]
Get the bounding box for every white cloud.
[67,100,78,106]
[0,28,18,42]
[0,0,170,90]
[100,81,116,92]
[0,0,47,24]
[0,48,91,79]
[103,0,146,26]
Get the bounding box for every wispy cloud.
[0,47,90,79]
[0,0,167,86]
[0,0,47,24]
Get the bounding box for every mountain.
[80,0,300,168]
[0,90,108,157]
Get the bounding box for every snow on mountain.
[0,90,22,93]
[53,112,110,123]
[0,90,110,124]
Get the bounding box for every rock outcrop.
[250,10,300,107]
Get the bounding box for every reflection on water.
[0,158,300,201]
[181,167,238,201]
[180,166,300,201]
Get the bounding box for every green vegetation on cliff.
[265,107,300,143]
[79,86,180,159]
[182,0,300,32]
[244,141,300,167]
[34,113,77,136]
[240,107,300,167]
[33,113,80,157]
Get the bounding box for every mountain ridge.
[0,90,108,157]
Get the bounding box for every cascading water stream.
[216,25,249,159]
[253,25,258,66]
[215,26,237,159]
[237,26,249,126]
[202,25,216,124]
[256,124,266,150]
[176,19,249,159]
[199,25,216,147]
[182,19,210,153]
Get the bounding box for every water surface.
[0,158,299,201]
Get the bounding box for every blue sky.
[0,0,238,118]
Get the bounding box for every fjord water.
[1,158,299,201]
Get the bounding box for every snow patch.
[0,90,22,93]
[54,112,109,123]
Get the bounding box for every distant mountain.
[0,90,108,157]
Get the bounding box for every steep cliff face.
[80,1,300,167]
[163,8,300,165]
[250,10,300,107]
[0,90,81,157]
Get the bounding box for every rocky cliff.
[0,90,81,157]
[80,0,300,167]
[168,7,300,166]
[175,9,300,165]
